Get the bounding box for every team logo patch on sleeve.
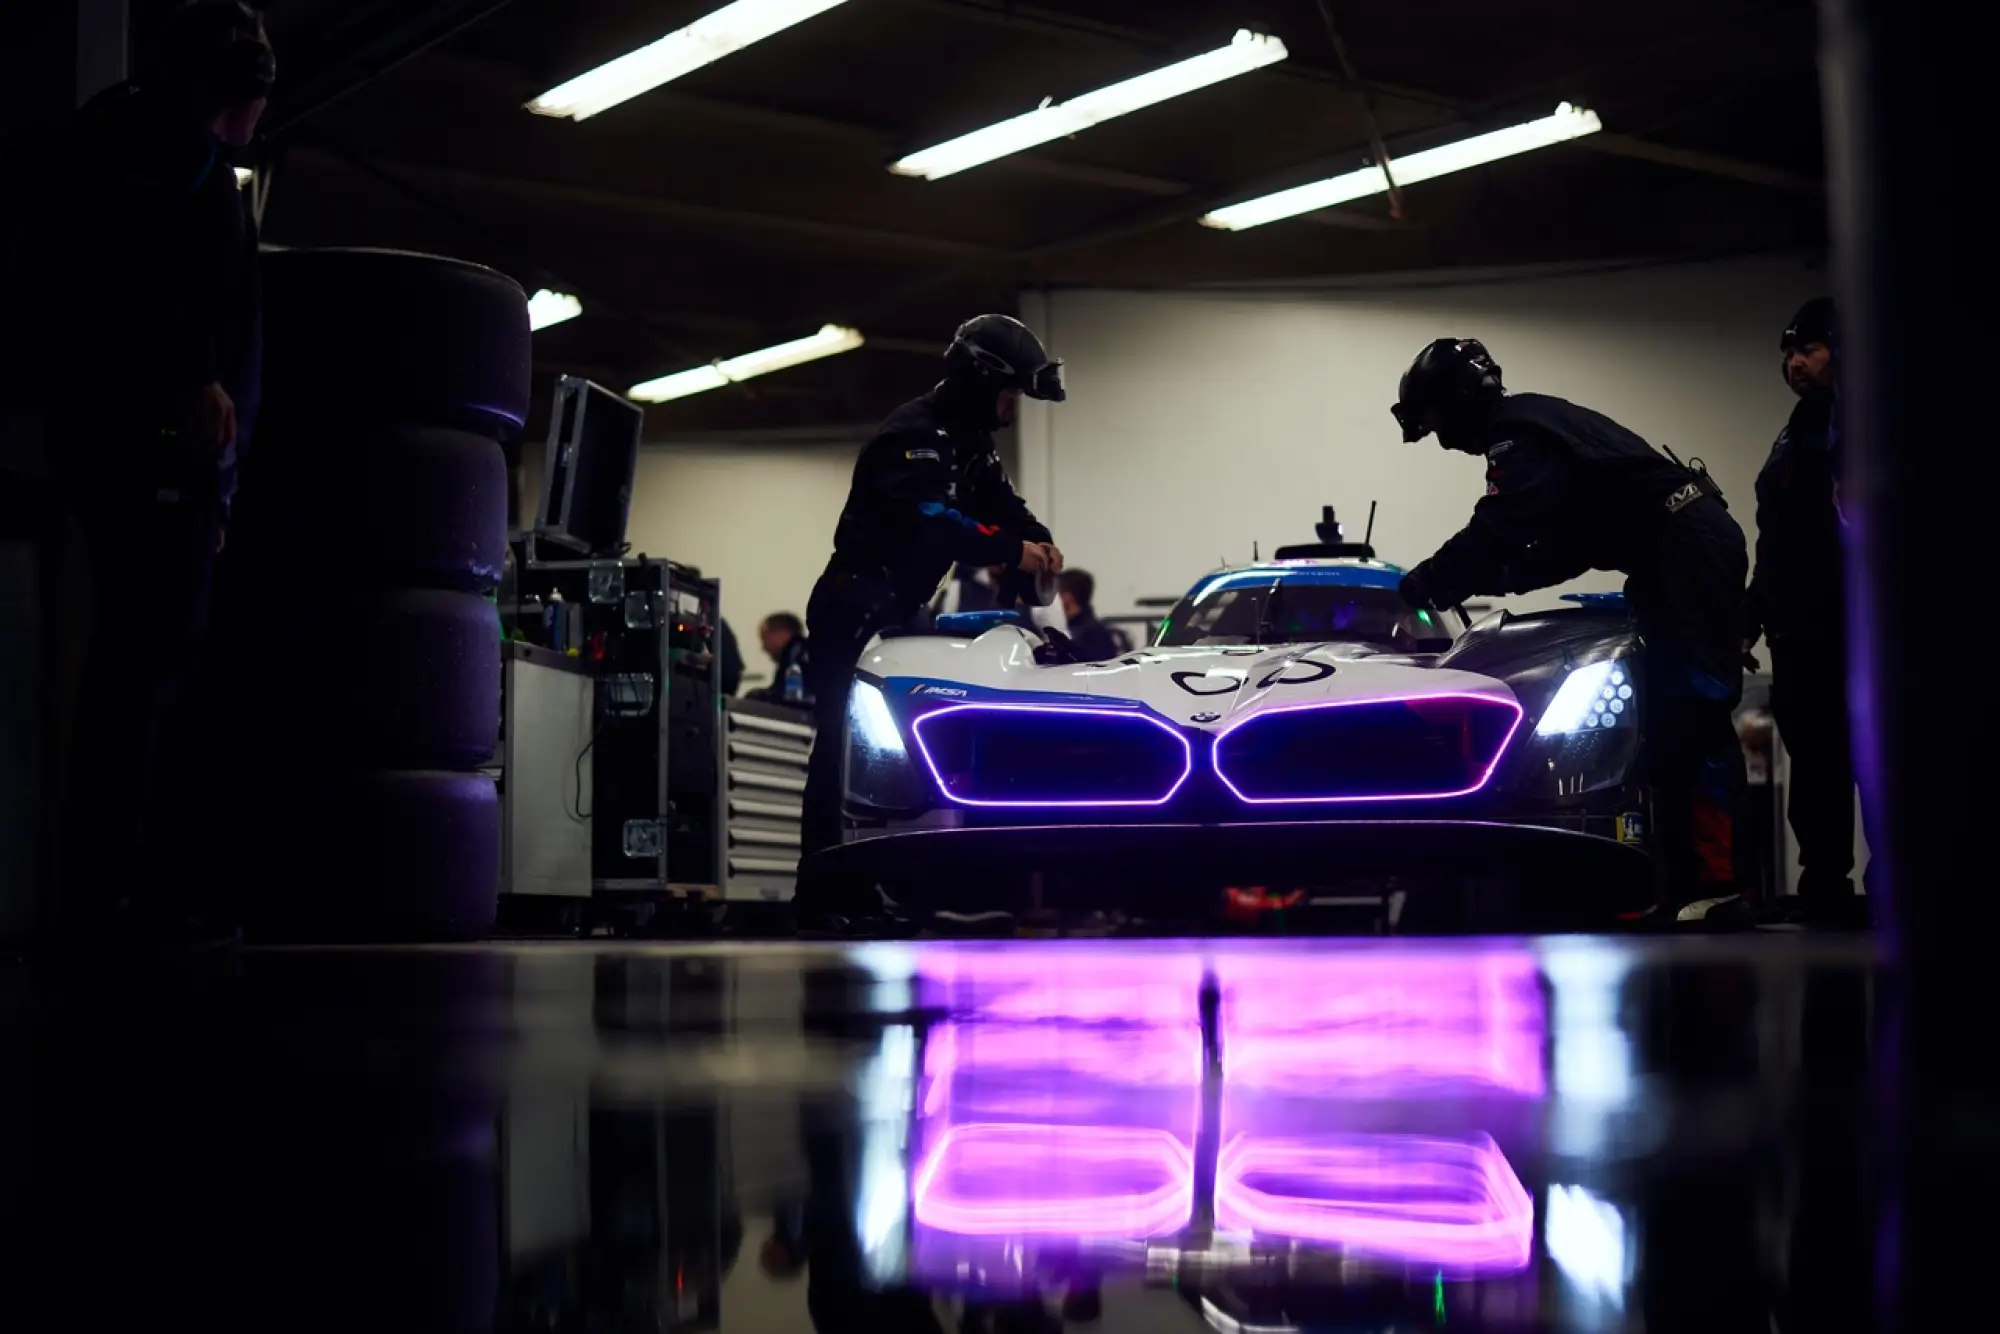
[905,448,941,461]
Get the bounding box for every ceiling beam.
[282,139,967,376]
[282,133,718,368]
[829,7,1817,330]
[289,146,998,258]
[901,0,1821,194]
[1577,132,1823,192]
[1299,208,1407,233]
[864,335,950,356]
[266,0,523,137]
[637,86,1191,195]
[533,357,637,386]
[422,51,1192,199]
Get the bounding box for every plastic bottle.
[783,660,805,704]
[545,590,566,652]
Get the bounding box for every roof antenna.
[1363,500,1378,550]
[1253,540,1260,561]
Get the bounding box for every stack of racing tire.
[212,248,530,941]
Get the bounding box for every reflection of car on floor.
[824,519,1660,925]
[900,944,1550,1324]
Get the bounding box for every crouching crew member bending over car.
[1391,338,1750,923]
[796,315,1067,928]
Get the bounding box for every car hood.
[863,631,1512,731]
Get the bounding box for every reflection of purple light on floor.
[913,1123,1196,1237]
[923,1022,1205,1116]
[913,947,1207,1023]
[1214,1133,1534,1273]
[1220,952,1547,1097]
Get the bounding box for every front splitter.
[821,818,1654,915]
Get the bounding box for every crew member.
[718,619,745,696]
[1057,569,1119,661]
[37,2,274,935]
[1744,298,1869,925]
[745,612,810,706]
[796,315,1066,926]
[1392,338,1749,922]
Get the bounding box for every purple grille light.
[1219,952,1547,1097]
[1212,691,1524,805]
[909,704,1193,808]
[913,1122,1196,1237]
[1213,1132,1535,1273]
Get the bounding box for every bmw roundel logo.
[1190,711,1222,723]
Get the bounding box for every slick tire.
[219,587,500,769]
[261,247,531,438]
[231,420,509,591]
[235,767,500,942]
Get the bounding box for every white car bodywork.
[854,628,1515,732]
[825,555,1651,914]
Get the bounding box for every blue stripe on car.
[933,610,1029,637]
[1187,563,1406,598]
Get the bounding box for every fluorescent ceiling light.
[629,324,864,403]
[527,288,583,331]
[527,0,851,121]
[891,29,1288,180]
[1201,102,1604,231]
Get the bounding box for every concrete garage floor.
[1,935,1897,1331]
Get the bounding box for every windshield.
[1154,572,1466,652]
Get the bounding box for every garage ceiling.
[245,0,1827,435]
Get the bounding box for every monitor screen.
[537,375,642,557]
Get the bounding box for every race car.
[820,516,1658,926]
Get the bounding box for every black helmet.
[945,314,1066,402]
[1781,297,1836,353]
[1391,338,1504,451]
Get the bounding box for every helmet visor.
[1029,360,1066,403]
[1390,400,1429,443]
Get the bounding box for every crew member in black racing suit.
[796,315,1067,928]
[1743,298,1871,928]
[1392,338,1750,923]
[13,3,274,940]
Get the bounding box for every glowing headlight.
[1536,660,1633,736]
[849,680,906,760]
[845,680,929,810]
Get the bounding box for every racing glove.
[1399,564,1447,611]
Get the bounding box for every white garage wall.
[1016,253,1829,619]
[523,253,1823,679]
[624,435,861,688]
